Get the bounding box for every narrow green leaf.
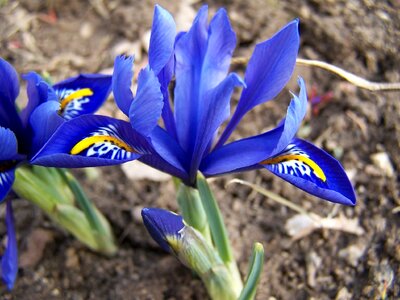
[58,169,116,255]
[196,173,232,263]
[53,204,98,250]
[176,182,212,243]
[238,243,265,300]
[196,173,243,294]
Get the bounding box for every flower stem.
[196,173,243,296]
[176,181,212,244]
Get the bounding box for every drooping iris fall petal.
[31,115,150,168]
[54,73,112,120]
[261,138,356,205]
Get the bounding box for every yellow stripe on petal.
[60,88,93,111]
[261,154,327,182]
[70,135,135,155]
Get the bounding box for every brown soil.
[0,0,399,299]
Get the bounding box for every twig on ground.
[231,57,400,92]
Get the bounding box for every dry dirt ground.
[0,0,399,299]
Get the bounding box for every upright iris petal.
[0,59,19,107]
[0,59,23,138]
[129,66,163,137]
[148,5,177,138]
[201,78,308,176]
[29,101,64,153]
[215,19,300,148]
[149,5,176,75]
[174,5,209,153]
[112,55,135,116]
[190,73,245,179]
[20,72,57,126]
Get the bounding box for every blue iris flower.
[33,5,355,206]
[0,57,112,289]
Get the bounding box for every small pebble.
[79,22,94,39]
[370,152,394,178]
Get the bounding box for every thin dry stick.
[226,179,365,236]
[226,178,320,223]
[231,57,400,92]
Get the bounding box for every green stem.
[196,173,243,295]
[238,243,265,300]
[176,182,212,243]
[172,226,238,300]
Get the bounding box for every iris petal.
[1,200,18,290]
[0,169,15,202]
[145,126,189,180]
[201,78,307,176]
[216,20,300,147]
[174,5,208,152]
[0,127,18,161]
[20,72,56,126]
[174,6,237,158]
[53,73,112,120]
[129,66,163,137]
[112,55,134,116]
[262,138,356,205]
[149,5,176,75]
[202,8,237,91]
[31,115,149,167]
[0,58,19,105]
[0,59,23,135]
[189,73,244,180]
[159,55,177,138]
[29,101,64,154]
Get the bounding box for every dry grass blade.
[226,179,364,240]
[296,58,400,91]
[230,57,400,92]
[226,178,319,222]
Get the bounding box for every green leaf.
[238,243,265,300]
[196,173,243,295]
[176,182,211,243]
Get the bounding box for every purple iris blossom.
[32,5,355,206]
[0,57,112,289]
